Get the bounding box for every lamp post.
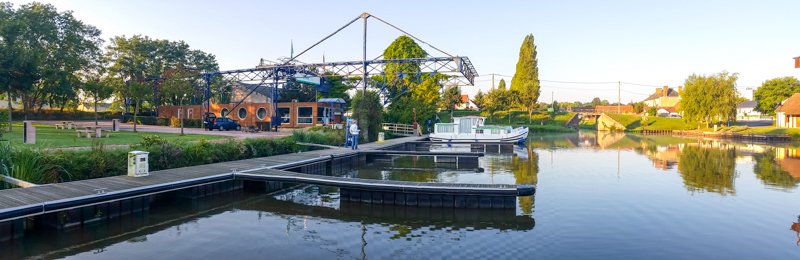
[180,93,186,136]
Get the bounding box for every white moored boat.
[429,116,528,143]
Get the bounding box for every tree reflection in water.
[677,145,737,195]
[753,149,800,190]
[512,145,539,215]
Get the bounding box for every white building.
[736,100,762,120]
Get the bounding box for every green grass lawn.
[637,117,692,131]
[605,114,642,128]
[718,126,800,139]
[1,122,230,148]
[603,113,692,131]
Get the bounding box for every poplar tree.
[510,34,540,124]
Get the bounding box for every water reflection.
[792,216,800,246]
[524,131,800,194]
[677,145,737,195]
[754,149,800,190]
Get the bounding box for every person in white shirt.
[349,120,360,150]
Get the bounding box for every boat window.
[437,124,454,133]
[476,129,483,134]
[491,129,501,134]
[459,118,475,134]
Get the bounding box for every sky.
[8,0,800,103]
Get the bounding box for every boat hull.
[429,127,528,143]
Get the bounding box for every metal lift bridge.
[196,12,478,128]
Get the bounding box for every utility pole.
[362,12,369,95]
[492,73,495,89]
[617,81,621,114]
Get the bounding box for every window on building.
[278,108,290,123]
[297,107,313,124]
[317,107,329,123]
[257,107,267,120]
[220,108,229,117]
[238,107,247,119]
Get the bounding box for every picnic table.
[75,125,111,138]
[55,121,76,129]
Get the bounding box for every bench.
[98,129,111,138]
[75,130,93,138]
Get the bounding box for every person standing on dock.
[350,120,360,150]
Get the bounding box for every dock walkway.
[0,135,534,224]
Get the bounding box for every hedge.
[0,135,316,185]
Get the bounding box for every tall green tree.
[106,35,218,115]
[679,71,739,128]
[590,97,602,107]
[0,2,102,118]
[127,81,150,132]
[754,76,800,115]
[439,85,463,119]
[382,35,427,92]
[497,78,507,90]
[510,34,541,124]
[80,69,116,125]
[351,90,383,142]
[472,90,486,111]
[382,36,443,125]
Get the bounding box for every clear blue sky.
[9,0,800,102]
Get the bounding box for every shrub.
[292,129,344,146]
[0,110,8,140]
[2,136,309,186]
[8,147,69,184]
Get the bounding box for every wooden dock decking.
[0,135,534,223]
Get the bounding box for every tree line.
[0,2,219,129]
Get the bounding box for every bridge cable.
[369,14,455,58]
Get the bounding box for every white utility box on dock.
[127,151,149,177]
[378,132,385,142]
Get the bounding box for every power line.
[541,79,617,84]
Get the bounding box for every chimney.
[662,86,668,97]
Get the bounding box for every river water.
[2,132,800,259]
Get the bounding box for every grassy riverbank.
[436,110,577,133]
[0,136,300,186]
[3,122,229,148]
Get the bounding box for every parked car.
[207,117,241,131]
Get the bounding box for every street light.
[180,93,187,136]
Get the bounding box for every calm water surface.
[2,132,800,259]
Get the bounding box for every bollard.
[23,121,35,144]
[112,119,120,131]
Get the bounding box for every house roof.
[643,88,680,101]
[594,105,634,113]
[737,100,757,109]
[776,93,800,114]
[318,98,346,104]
